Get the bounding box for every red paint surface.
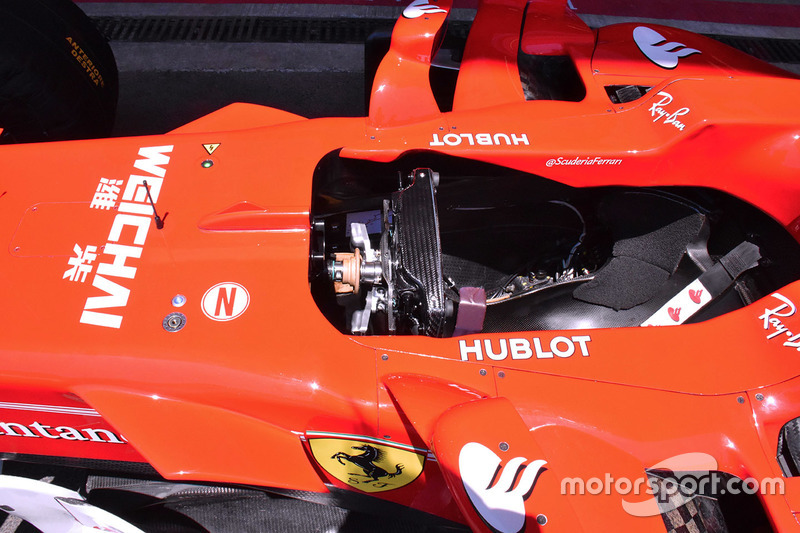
[573,0,800,28]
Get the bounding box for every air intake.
[777,416,800,476]
[646,470,773,533]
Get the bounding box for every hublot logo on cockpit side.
[459,336,592,361]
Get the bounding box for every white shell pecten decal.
[459,442,547,533]
[403,0,447,19]
[633,26,701,69]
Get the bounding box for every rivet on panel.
[163,312,186,332]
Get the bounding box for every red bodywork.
[1,0,800,531]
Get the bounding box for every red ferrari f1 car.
[1,0,800,531]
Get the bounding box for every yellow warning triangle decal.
[203,143,221,155]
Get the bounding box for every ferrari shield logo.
[308,435,425,493]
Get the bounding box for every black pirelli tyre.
[0,0,117,143]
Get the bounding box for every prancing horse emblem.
[307,434,426,493]
[332,444,404,482]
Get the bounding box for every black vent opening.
[605,85,653,104]
[647,470,774,533]
[518,53,586,102]
[777,416,800,476]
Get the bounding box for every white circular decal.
[201,282,250,321]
